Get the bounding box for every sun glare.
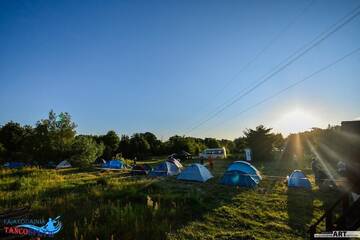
[274,108,323,135]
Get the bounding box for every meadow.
[0,156,341,240]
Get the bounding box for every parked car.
[199,147,226,159]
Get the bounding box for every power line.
[189,4,360,133]
[204,0,316,104]
[189,0,316,125]
[200,46,360,133]
[187,4,360,134]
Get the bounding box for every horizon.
[1,108,356,141]
[1,0,359,139]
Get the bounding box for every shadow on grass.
[0,168,38,179]
[2,174,240,240]
[287,188,314,236]
[1,158,254,239]
[311,187,342,233]
[57,167,99,175]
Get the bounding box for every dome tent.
[177,164,213,182]
[101,159,124,169]
[149,161,181,177]
[226,161,261,182]
[4,162,26,168]
[94,158,106,165]
[131,164,152,175]
[166,158,183,169]
[220,161,261,187]
[56,160,72,169]
[287,170,312,189]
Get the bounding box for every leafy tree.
[32,110,77,164]
[118,135,132,158]
[233,137,246,153]
[0,121,26,162]
[167,135,199,154]
[284,125,346,167]
[243,125,276,161]
[142,132,162,155]
[219,139,235,154]
[70,136,104,167]
[0,143,6,161]
[100,130,120,159]
[17,125,36,163]
[272,133,285,150]
[129,133,150,159]
[191,137,207,155]
[31,120,53,163]
[204,138,220,148]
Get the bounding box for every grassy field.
[0,157,341,239]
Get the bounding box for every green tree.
[219,139,235,154]
[272,133,285,150]
[70,136,104,167]
[191,138,207,155]
[233,137,246,153]
[129,133,150,159]
[0,143,6,162]
[17,125,36,163]
[243,125,275,161]
[100,130,120,159]
[0,121,26,162]
[204,138,220,148]
[32,110,77,164]
[141,132,162,155]
[118,135,131,158]
[167,135,199,154]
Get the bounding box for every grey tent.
[56,160,72,169]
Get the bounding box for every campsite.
[0,112,359,239]
[1,0,360,239]
[0,153,345,239]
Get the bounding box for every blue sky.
[0,0,359,140]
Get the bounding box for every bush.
[70,136,104,167]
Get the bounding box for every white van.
[199,147,227,159]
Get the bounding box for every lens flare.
[306,139,336,181]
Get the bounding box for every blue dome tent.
[101,159,124,169]
[4,162,26,169]
[287,170,312,189]
[177,164,213,182]
[149,161,181,177]
[220,161,261,187]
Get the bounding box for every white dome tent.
[56,160,72,169]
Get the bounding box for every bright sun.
[274,108,323,135]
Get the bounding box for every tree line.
[0,110,302,167]
[284,125,359,167]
